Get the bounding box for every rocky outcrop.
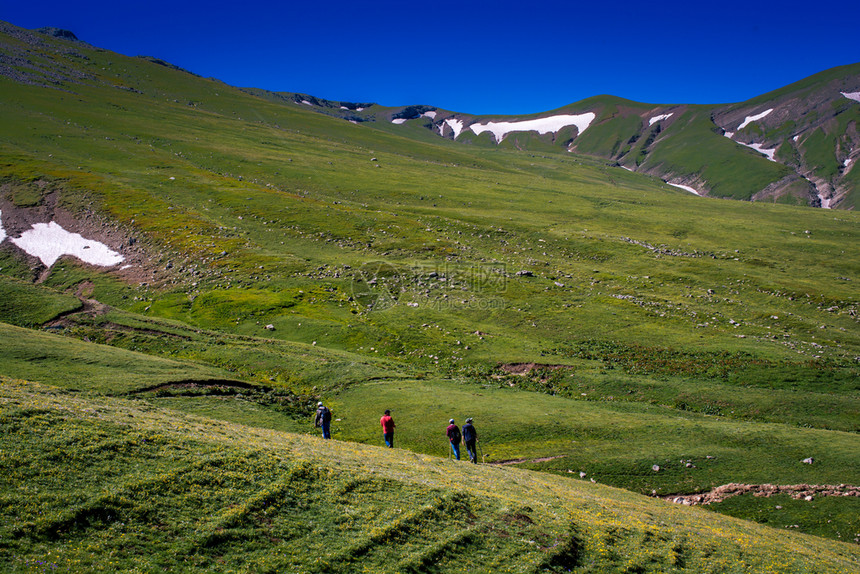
[35,27,79,41]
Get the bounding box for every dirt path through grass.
[488,455,567,466]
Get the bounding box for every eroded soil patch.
[665,483,860,506]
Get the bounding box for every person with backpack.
[462,417,478,464]
[380,409,396,448]
[314,401,332,439]
[446,419,461,460]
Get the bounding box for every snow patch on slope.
[469,113,596,144]
[10,221,124,267]
[667,182,702,195]
[737,108,773,129]
[444,118,464,139]
[723,131,777,162]
[0,210,6,244]
[649,113,673,126]
[842,91,860,103]
[392,111,436,125]
[739,141,777,161]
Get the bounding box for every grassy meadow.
[0,22,858,572]
[2,379,859,573]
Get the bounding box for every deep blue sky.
[4,1,859,115]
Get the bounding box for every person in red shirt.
[380,409,396,448]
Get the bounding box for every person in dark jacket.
[446,419,461,460]
[380,409,396,448]
[462,417,478,463]
[314,401,332,439]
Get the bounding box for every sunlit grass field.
[2,379,858,573]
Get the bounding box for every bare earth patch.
[664,483,860,506]
[0,187,155,285]
[498,363,570,375]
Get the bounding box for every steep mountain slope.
[713,65,860,208]
[288,65,860,208]
[1,20,859,571]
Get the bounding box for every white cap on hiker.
[449,419,455,423]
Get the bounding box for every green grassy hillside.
[2,379,858,573]
[0,21,859,571]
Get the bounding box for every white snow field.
[649,113,673,126]
[10,221,124,267]
[0,210,6,244]
[391,118,407,124]
[737,108,773,129]
[469,113,596,144]
[842,91,860,103]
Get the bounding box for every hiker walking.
[380,409,396,448]
[463,417,478,464]
[446,419,461,460]
[314,401,332,439]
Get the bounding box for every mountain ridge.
[279,65,860,209]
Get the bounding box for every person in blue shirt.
[462,417,478,463]
[314,401,332,439]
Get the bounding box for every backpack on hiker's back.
[315,405,331,427]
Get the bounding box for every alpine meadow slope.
[0,20,859,572]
